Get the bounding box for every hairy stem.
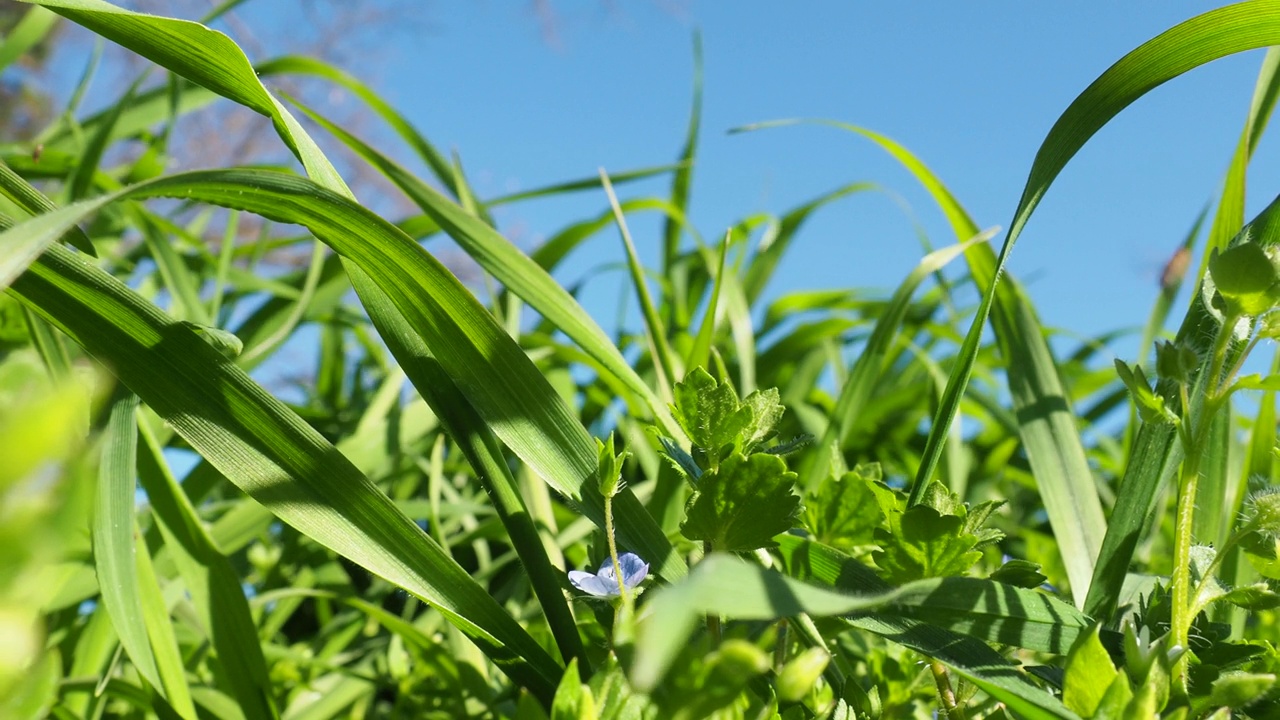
[930,660,966,720]
[604,494,629,607]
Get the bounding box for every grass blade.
[632,554,1077,719]
[135,417,278,719]
[10,239,563,700]
[737,120,1107,606]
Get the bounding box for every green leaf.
[550,659,595,720]
[134,418,277,719]
[991,559,1049,589]
[1062,625,1119,717]
[1208,242,1280,316]
[10,240,563,700]
[739,386,784,450]
[868,481,986,583]
[1220,582,1280,610]
[680,453,800,552]
[632,554,1078,719]
[1115,359,1175,425]
[91,393,162,696]
[802,465,882,549]
[671,368,752,462]
[0,6,59,75]
[1210,672,1276,709]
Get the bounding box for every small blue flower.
[568,553,649,597]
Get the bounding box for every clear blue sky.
[58,2,1280,363]
[315,2,1276,362]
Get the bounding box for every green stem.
[1170,445,1203,697]
[1171,313,1240,696]
[704,540,721,647]
[930,660,966,720]
[604,494,629,607]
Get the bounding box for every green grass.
[2,1,1280,718]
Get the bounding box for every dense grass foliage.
[2,1,1280,718]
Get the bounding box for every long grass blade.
[736,119,1106,607]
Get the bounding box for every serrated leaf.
[965,499,1007,549]
[740,387,783,450]
[872,505,983,584]
[671,368,752,462]
[802,469,881,550]
[868,481,988,583]
[680,453,800,552]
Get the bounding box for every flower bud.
[776,647,830,703]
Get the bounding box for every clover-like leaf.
[671,369,753,465]
[802,465,882,550]
[679,453,800,552]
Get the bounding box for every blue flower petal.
[568,570,614,597]
[569,553,648,597]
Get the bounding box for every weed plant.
[2,2,1280,719]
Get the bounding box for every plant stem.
[704,540,721,647]
[930,660,966,720]
[1171,313,1240,696]
[1170,443,1203,697]
[604,494,629,607]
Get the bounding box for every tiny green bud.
[1247,488,1280,537]
[776,647,830,703]
[1154,340,1198,384]
[595,432,630,498]
[1207,242,1280,317]
[712,639,771,682]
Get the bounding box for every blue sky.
[315,1,1276,362]
[49,1,1280,364]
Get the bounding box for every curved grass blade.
[686,232,728,375]
[6,166,687,585]
[741,182,879,304]
[632,554,1077,719]
[287,97,683,440]
[736,119,1107,606]
[0,160,95,277]
[94,392,197,718]
[135,417,278,719]
[0,5,59,74]
[775,534,1089,655]
[92,392,162,697]
[11,241,563,700]
[1085,45,1280,618]
[797,233,989,493]
[26,0,686,584]
[602,170,679,398]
